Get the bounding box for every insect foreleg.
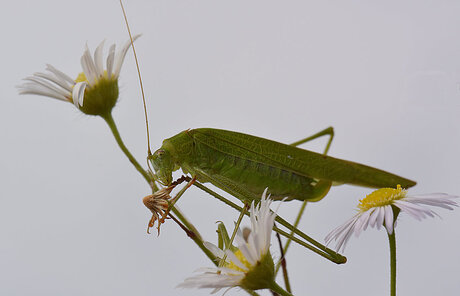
[158,176,197,228]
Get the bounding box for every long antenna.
[119,0,152,157]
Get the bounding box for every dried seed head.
[143,185,175,234]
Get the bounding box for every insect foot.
[142,185,175,235]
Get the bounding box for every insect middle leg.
[289,126,334,153]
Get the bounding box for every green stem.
[102,113,157,191]
[268,281,294,296]
[170,206,217,264]
[388,229,397,296]
[220,204,247,267]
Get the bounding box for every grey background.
[1,1,459,295]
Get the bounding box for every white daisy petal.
[94,40,105,77]
[33,71,73,92]
[246,233,260,262]
[19,37,134,114]
[203,242,225,259]
[17,83,68,101]
[238,243,256,266]
[405,196,458,209]
[325,186,457,253]
[106,44,116,78]
[335,218,359,252]
[225,250,247,271]
[72,82,87,107]
[325,215,358,244]
[394,200,434,218]
[354,209,372,237]
[80,45,97,85]
[113,34,141,77]
[376,207,385,230]
[24,76,70,98]
[179,190,278,292]
[384,206,394,234]
[45,64,75,85]
[368,208,380,228]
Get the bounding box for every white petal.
[376,207,385,230]
[353,209,372,237]
[335,218,359,252]
[24,76,70,98]
[203,242,225,259]
[94,40,105,77]
[224,250,247,271]
[237,242,256,265]
[245,232,260,262]
[368,208,380,228]
[106,44,116,78]
[405,195,458,210]
[177,269,243,289]
[393,200,425,220]
[18,83,68,101]
[325,214,358,244]
[46,64,75,85]
[72,82,87,107]
[80,44,97,85]
[35,71,73,92]
[113,34,141,78]
[384,206,394,234]
[325,215,360,252]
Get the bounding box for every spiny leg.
[158,176,196,229]
[144,175,197,234]
[191,181,346,264]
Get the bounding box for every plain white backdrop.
[1,1,459,295]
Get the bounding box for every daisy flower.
[18,36,140,117]
[178,190,289,295]
[325,185,458,252]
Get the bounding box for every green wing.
[190,128,416,189]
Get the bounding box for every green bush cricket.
[118,0,415,265]
[144,127,415,264]
[149,128,415,203]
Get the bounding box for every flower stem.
[387,229,397,296]
[170,206,217,264]
[102,113,157,191]
[275,232,292,293]
[268,281,294,296]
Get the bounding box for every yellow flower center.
[75,72,87,83]
[75,71,111,85]
[226,249,251,273]
[358,185,406,212]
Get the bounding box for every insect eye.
[156,149,165,156]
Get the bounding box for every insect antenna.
[119,0,153,161]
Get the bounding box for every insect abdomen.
[189,137,329,201]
